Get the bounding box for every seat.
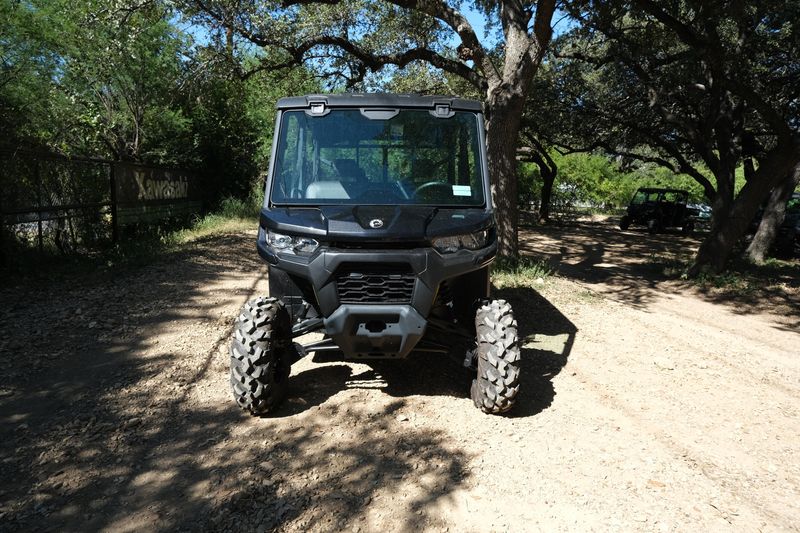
[305,181,351,199]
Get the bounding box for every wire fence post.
[0,182,4,266]
[109,162,118,244]
[35,159,43,253]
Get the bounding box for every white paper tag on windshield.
[452,185,472,196]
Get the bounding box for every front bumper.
[324,304,427,358]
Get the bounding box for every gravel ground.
[1,224,798,532]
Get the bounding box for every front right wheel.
[230,296,292,415]
[470,300,521,414]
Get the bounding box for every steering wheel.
[414,181,452,201]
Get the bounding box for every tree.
[188,0,558,258]
[0,0,194,161]
[64,4,192,161]
[0,0,67,149]
[516,62,564,222]
[184,52,320,203]
[517,132,557,220]
[557,1,800,273]
[746,163,800,262]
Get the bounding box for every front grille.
[331,241,428,250]
[335,265,415,304]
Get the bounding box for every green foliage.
[519,151,716,214]
[185,60,318,203]
[550,151,620,207]
[0,0,63,146]
[694,271,753,294]
[1,0,319,217]
[215,178,265,220]
[1,0,190,159]
[518,162,541,208]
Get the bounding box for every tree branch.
[279,0,499,87]
[530,0,557,63]
[521,131,557,175]
[194,0,487,89]
[630,0,707,50]
[727,77,794,142]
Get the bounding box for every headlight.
[432,235,461,253]
[267,230,319,255]
[432,230,489,253]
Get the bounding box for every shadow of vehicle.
[270,364,355,417]
[492,285,577,417]
[281,286,577,419]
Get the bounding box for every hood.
[261,204,492,243]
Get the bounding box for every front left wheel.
[230,297,292,415]
[470,300,521,414]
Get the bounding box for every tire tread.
[470,299,520,414]
[229,296,290,415]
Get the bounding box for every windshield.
[269,109,485,206]
[631,190,658,204]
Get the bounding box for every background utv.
[619,187,696,235]
[230,94,520,415]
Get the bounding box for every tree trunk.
[518,133,557,223]
[689,145,800,275]
[481,3,554,260]
[539,166,555,222]
[746,163,800,263]
[486,97,526,259]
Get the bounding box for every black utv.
[230,94,519,415]
[619,187,695,234]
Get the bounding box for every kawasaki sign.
[114,162,198,204]
[113,162,200,226]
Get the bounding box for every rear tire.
[470,300,520,414]
[230,297,291,415]
[619,216,630,230]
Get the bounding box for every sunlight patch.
[523,333,571,354]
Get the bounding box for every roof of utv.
[638,187,689,194]
[276,93,483,112]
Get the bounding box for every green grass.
[692,271,754,294]
[491,257,554,289]
[106,196,260,266]
[171,197,258,244]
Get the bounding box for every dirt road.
[1,223,798,532]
